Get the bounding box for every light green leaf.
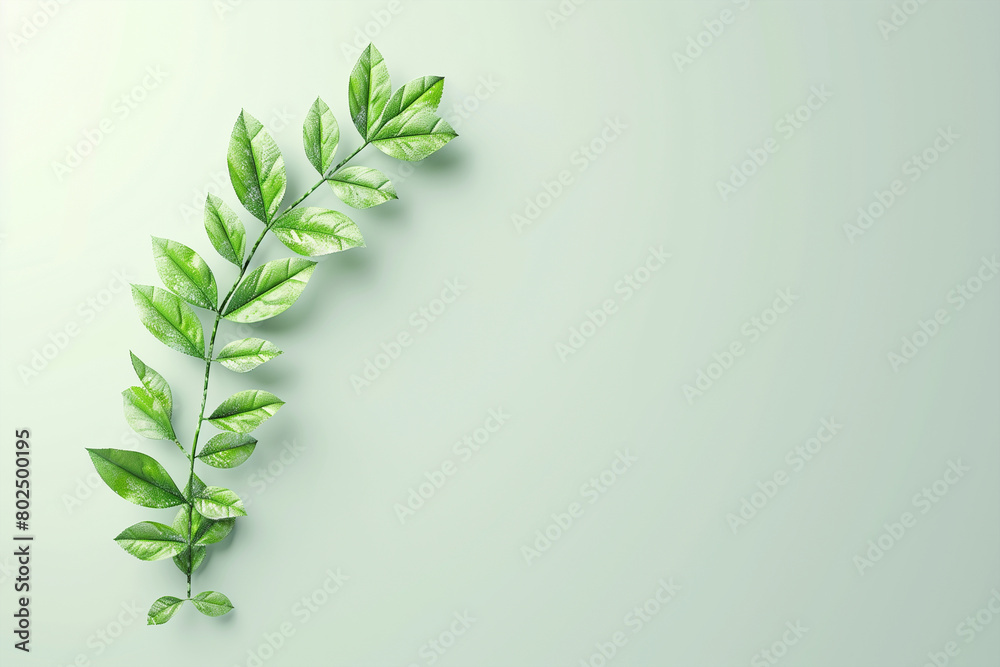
[228,110,286,222]
[303,97,340,175]
[197,433,257,468]
[87,448,185,508]
[349,43,391,140]
[371,109,457,161]
[204,194,246,267]
[114,521,186,561]
[215,338,282,373]
[131,285,205,359]
[148,596,185,625]
[207,390,283,433]
[328,166,397,209]
[151,237,218,310]
[122,386,175,441]
[374,75,444,130]
[191,591,234,617]
[172,506,235,546]
[129,352,172,415]
[194,486,247,519]
[173,545,206,575]
[271,208,365,256]
[222,258,317,323]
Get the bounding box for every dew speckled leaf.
[173,545,206,575]
[349,44,391,140]
[371,109,457,161]
[122,386,175,441]
[303,97,340,175]
[172,505,235,546]
[374,75,444,131]
[191,591,234,617]
[207,390,283,433]
[197,433,257,468]
[222,258,317,323]
[115,521,187,561]
[215,338,282,373]
[131,285,205,359]
[271,208,365,257]
[151,237,218,310]
[194,486,247,520]
[87,448,185,508]
[129,352,172,415]
[328,166,397,209]
[204,194,246,267]
[228,110,286,222]
[148,596,185,625]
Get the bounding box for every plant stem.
[179,142,369,598]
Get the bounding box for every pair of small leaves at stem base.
[148,591,233,625]
[94,42,456,625]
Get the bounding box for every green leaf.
[194,486,247,519]
[303,97,340,175]
[328,166,397,209]
[207,390,283,433]
[215,338,282,373]
[114,521,187,561]
[222,258,317,323]
[129,352,172,415]
[173,545,206,575]
[87,448,185,508]
[197,433,257,468]
[148,596,185,625]
[191,591,234,617]
[172,506,235,546]
[349,43,391,140]
[371,109,457,161]
[131,285,205,359]
[374,75,444,130]
[122,386,175,441]
[228,110,286,223]
[204,194,246,267]
[151,237,218,310]
[271,208,365,256]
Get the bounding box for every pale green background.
[1,1,999,666]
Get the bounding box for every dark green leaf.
[172,505,235,546]
[228,110,286,222]
[114,521,186,561]
[197,433,257,468]
[131,285,205,359]
[87,448,185,508]
[173,545,206,575]
[222,258,317,323]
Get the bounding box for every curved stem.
[180,141,369,597]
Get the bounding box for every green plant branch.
[179,141,371,599]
